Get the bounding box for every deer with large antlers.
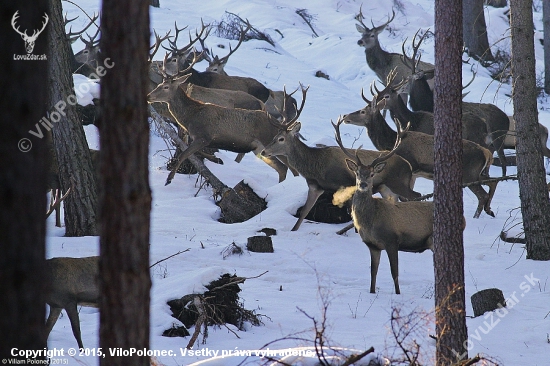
[203,21,252,75]
[147,57,300,185]
[334,120,457,294]
[374,70,497,166]
[340,92,497,218]
[355,7,434,93]
[261,89,421,231]
[401,30,510,175]
[161,21,271,102]
[12,11,49,54]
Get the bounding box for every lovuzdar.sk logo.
[12,10,49,60]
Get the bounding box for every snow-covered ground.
[47,1,550,365]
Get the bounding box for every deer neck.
[388,97,414,129]
[365,43,391,78]
[351,183,376,232]
[409,77,434,112]
[283,137,322,176]
[166,86,201,127]
[366,113,398,151]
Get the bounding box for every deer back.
[46,256,99,307]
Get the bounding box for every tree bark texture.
[434,0,469,364]
[99,0,152,365]
[48,0,98,236]
[463,0,495,63]
[0,0,49,358]
[543,1,550,94]
[510,0,550,260]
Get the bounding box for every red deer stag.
[261,87,421,231]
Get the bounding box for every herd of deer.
[46,8,550,348]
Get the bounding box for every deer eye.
[360,110,366,115]
[163,85,169,90]
[83,50,89,54]
[278,137,285,142]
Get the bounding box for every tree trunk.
[543,0,550,94]
[510,0,550,260]
[0,1,49,358]
[99,0,152,364]
[48,0,98,236]
[463,0,495,63]
[434,1,469,364]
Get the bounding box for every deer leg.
[468,185,492,218]
[65,303,84,349]
[495,146,507,176]
[386,247,400,295]
[166,138,209,186]
[292,183,324,231]
[483,180,498,217]
[368,247,381,294]
[235,153,245,163]
[45,306,62,339]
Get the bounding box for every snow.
[47,1,550,365]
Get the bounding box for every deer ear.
[289,122,302,135]
[374,161,387,173]
[355,24,366,33]
[346,159,358,172]
[174,73,191,86]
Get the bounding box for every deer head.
[147,52,199,103]
[12,11,49,53]
[355,6,395,50]
[205,21,251,74]
[74,27,100,66]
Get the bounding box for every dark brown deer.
[45,256,99,349]
[147,61,301,185]
[333,120,449,294]
[261,88,421,231]
[340,92,497,218]
[198,25,296,121]
[400,32,509,174]
[355,6,434,92]
[374,70,497,163]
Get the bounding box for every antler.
[216,20,252,64]
[282,83,309,128]
[356,6,396,32]
[79,26,100,48]
[332,118,362,164]
[401,29,429,74]
[149,30,172,63]
[66,12,99,43]
[361,88,372,105]
[463,70,476,90]
[373,9,395,32]
[163,20,210,58]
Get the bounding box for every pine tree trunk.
[98,0,152,364]
[0,1,49,358]
[463,0,495,63]
[48,0,98,236]
[510,0,550,260]
[543,0,550,94]
[434,1,469,364]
